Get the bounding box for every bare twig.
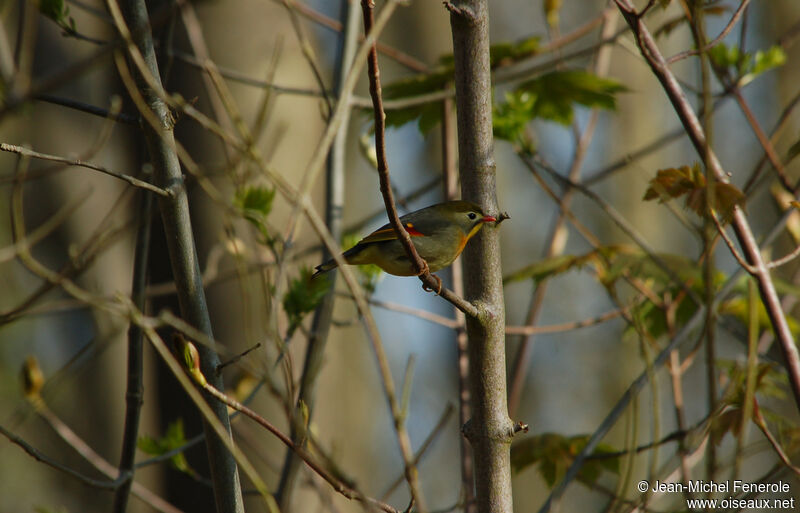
[753,400,800,477]
[381,404,456,500]
[360,2,428,509]
[666,0,751,64]
[281,0,429,72]
[361,1,479,320]
[178,340,401,513]
[0,422,123,490]
[0,143,170,197]
[504,307,628,335]
[277,0,360,507]
[113,186,155,513]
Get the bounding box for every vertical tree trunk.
[448,1,515,512]
[113,1,244,512]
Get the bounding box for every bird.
[313,200,497,279]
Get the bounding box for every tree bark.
[112,1,244,512]
[448,1,515,512]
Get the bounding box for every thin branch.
[381,404,456,500]
[360,2,428,510]
[34,93,138,124]
[614,0,800,410]
[279,0,429,72]
[753,400,800,477]
[277,0,359,507]
[113,187,155,513]
[33,403,185,513]
[0,422,123,490]
[504,307,628,335]
[0,143,171,197]
[361,0,479,320]
[708,211,756,274]
[767,244,800,269]
[180,345,401,513]
[666,0,751,64]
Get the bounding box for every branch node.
[444,1,477,23]
[512,421,529,436]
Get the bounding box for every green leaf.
[381,36,541,133]
[709,43,742,70]
[516,70,627,125]
[503,253,593,284]
[235,185,275,240]
[709,43,786,86]
[511,433,619,488]
[749,46,787,78]
[235,185,275,218]
[720,292,800,339]
[787,137,800,165]
[39,0,77,35]
[39,0,68,23]
[493,90,537,152]
[383,69,450,134]
[137,419,192,474]
[283,267,330,336]
[489,36,541,67]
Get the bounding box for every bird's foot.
[422,274,443,295]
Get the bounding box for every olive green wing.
[358,221,425,244]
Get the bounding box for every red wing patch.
[362,222,424,243]
[405,223,424,237]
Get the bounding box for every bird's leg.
[414,260,443,295]
[421,273,443,295]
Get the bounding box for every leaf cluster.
[39,0,77,36]
[511,433,619,488]
[708,43,786,87]
[234,185,276,242]
[382,36,543,134]
[643,163,745,222]
[138,419,193,475]
[283,268,330,338]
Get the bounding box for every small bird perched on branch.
[313,200,498,278]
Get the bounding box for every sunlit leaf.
[381,36,540,133]
[643,164,744,221]
[235,185,275,240]
[770,186,800,244]
[493,90,537,153]
[709,43,786,86]
[720,294,800,339]
[516,70,627,125]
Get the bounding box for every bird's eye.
[468,212,477,220]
